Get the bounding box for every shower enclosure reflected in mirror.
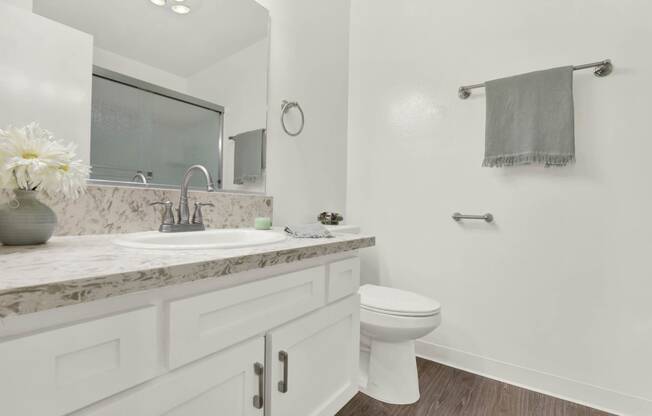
[33,0,270,193]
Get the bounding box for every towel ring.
[281,100,304,136]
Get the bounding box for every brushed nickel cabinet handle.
[253,362,264,409]
[452,212,494,223]
[278,351,289,393]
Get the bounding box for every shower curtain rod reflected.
[458,59,613,99]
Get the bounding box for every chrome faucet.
[179,165,215,224]
[151,164,215,233]
[132,170,148,184]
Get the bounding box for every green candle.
[254,217,272,230]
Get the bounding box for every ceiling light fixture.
[149,0,166,6]
[171,4,191,14]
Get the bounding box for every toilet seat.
[359,284,441,317]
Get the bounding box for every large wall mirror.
[33,0,270,193]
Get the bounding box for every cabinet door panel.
[267,295,360,416]
[76,337,264,416]
[162,372,245,416]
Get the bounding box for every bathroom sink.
[113,229,287,250]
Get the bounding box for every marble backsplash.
[0,185,273,236]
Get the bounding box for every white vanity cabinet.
[0,253,362,416]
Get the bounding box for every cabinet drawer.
[0,307,158,416]
[168,266,326,368]
[327,257,360,303]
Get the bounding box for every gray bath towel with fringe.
[483,66,575,167]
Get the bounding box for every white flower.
[37,158,90,199]
[0,122,90,199]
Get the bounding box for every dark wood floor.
[336,358,614,416]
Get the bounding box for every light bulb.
[171,4,191,14]
[149,0,166,6]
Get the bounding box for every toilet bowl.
[358,284,441,405]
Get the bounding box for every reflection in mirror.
[90,71,224,189]
[33,0,270,193]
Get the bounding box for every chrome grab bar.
[452,212,494,223]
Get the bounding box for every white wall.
[188,39,269,193]
[256,0,350,225]
[94,47,188,93]
[0,1,93,163]
[347,1,652,414]
[2,0,30,10]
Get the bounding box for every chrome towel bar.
[458,59,613,99]
[452,212,494,223]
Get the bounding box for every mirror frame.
[89,65,225,190]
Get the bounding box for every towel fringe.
[482,153,575,168]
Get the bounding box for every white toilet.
[358,284,441,405]
[325,224,442,404]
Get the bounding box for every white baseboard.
[415,340,652,416]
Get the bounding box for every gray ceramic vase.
[0,190,57,246]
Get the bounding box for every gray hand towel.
[233,128,265,184]
[285,223,334,238]
[483,66,575,167]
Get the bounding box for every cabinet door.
[76,337,265,416]
[266,295,360,416]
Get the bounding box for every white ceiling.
[33,0,269,76]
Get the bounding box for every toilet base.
[359,338,420,404]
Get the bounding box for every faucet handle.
[192,202,215,225]
[150,201,175,225]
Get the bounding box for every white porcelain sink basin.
[114,229,287,250]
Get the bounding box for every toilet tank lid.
[359,284,441,316]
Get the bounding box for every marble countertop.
[0,229,375,318]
